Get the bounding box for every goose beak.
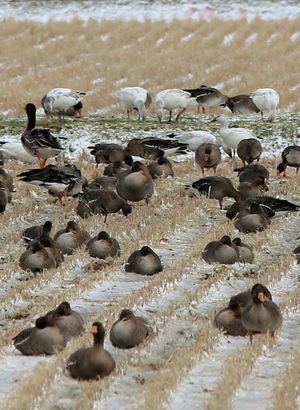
[257,292,266,302]
[91,325,97,334]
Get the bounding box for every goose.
[234,164,270,183]
[167,130,217,151]
[44,301,84,341]
[277,145,300,177]
[0,168,14,192]
[41,88,85,121]
[238,176,268,200]
[54,221,90,255]
[76,189,132,221]
[250,88,279,122]
[22,220,53,244]
[220,94,260,115]
[110,309,153,349]
[191,176,240,209]
[26,234,63,268]
[292,244,300,263]
[125,246,163,275]
[214,302,247,336]
[147,157,174,179]
[229,286,272,308]
[116,161,154,203]
[21,103,64,168]
[126,137,188,158]
[89,143,129,166]
[232,237,254,263]
[191,85,228,113]
[233,202,270,233]
[13,315,66,356]
[117,86,152,121]
[212,115,255,158]
[195,143,221,176]
[103,158,133,178]
[86,231,120,259]
[87,176,117,191]
[0,181,10,213]
[19,240,58,273]
[66,322,115,380]
[241,283,282,343]
[0,151,4,165]
[155,89,196,123]
[202,235,239,264]
[0,141,36,163]
[237,138,263,165]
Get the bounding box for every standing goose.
[202,235,239,264]
[230,286,272,308]
[234,163,270,183]
[155,89,196,123]
[277,145,300,177]
[191,176,240,209]
[54,221,90,255]
[89,143,127,166]
[125,246,163,275]
[167,130,217,151]
[250,88,279,122]
[41,88,85,121]
[220,94,260,115]
[86,231,120,260]
[193,85,228,114]
[117,86,152,121]
[237,138,263,165]
[110,309,153,348]
[147,157,174,179]
[195,143,221,176]
[66,322,115,380]
[21,103,64,168]
[241,283,282,343]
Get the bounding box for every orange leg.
[61,191,72,206]
[36,152,46,169]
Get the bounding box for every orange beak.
[204,154,209,161]
[91,325,97,334]
[257,292,266,302]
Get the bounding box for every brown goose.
[237,138,263,165]
[13,315,66,355]
[125,246,163,275]
[116,161,154,203]
[232,238,254,263]
[22,220,53,244]
[202,235,239,264]
[103,157,133,178]
[185,85,228,114]
[86,231,120,259]
[229,286,272,308]
[214,302,247,336]
[126,138,163,160]
[241,283,282,343]
[0,181,10,213]
[54,221,90,255]
[238,177,268,200]
[110,309,153,348]
[195,143,221,176]
[66,322,115,380]
[220,94,260,115]
[234,203,270,233]
[147,157,174,179]
[191,176,240,209]
[234,164,270,183]
[89,143,128,166]
[0,168,14,192]
[19,241,58,273]
[277,145,300,177]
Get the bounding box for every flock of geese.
[0,83,298,381]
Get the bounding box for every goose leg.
[36,153,46,169]
[127,109,130,120]
[201,167,205,177]
[168,110,172,123]
[218,199,223,209]
[175,108,186,122]
[61,191,72,206]
[202,106,206,114]
[296,167,299,175]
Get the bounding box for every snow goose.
[277,145,300,176]
[213,115,255,158]
[155,89,196,123]
[250,88,279,121]
[220,94,260,115]
[117,86,152,121]
[0,141,36,163]
[41,88,85,121]
[167,130,217,151]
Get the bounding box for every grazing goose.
[155,89,196,123]
[195,143,221,176]
[13,315,66,356]
[233,202,270,233]
[147,157,174,179]
[117,86,152,121]
[237,138,263,165]
[22,220,53,244]
[241,283,282,342]
[125,246,163,275]
[103,158,133,178]
[19,240,58,273]
[110,309,153,348]
[54,221,90,255]
[250,88,279,122]
[66,322,115,380]
[220,94,260,115]
[213,115,255,158]
[230,286,272,308]
[234,163,270,183]
[191,176,240,209]
[131,137,188,157]
[41,88,85,121]
[116,161,154,203]
[232,237,254,263]
[193,85,228,113]
[238,177,268,200]
[21,103,64,168]
[167,130,217,151]
[87,176,117,191]
[202,235,239,264]
[89,143,129,166]
[0,141,36,163]
[45,301,84,341]
[76,189,132,221]
[214,302,247,336]
[86,231,120,259]
[277,145,300,177]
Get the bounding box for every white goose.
[41,88,85,121]
[155,89,196,123]
[167,130,217,151]
[0,141,36,163]
[213,115,255,158]
[117,86,151,121]
[250,88,279,122]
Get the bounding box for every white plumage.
[117,86,152,121]
[0,141,36,163]
[250,88,279,121]
[41,88,85,121]
[156,89,196,123]
[168,130,217,151]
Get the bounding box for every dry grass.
[0,17,300,116]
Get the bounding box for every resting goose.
[220,94,260,115]
[19,240,58,273]
[237,138,263,165]
[41,88,85,121]
[230,286,272,308]
[22,220,53,244]
[167,130,217,151]
[195,143,221,176]
[0,181,10,213]
[155,89,196,123]
[0,141,36,163]
[232,237,254,263]
[89,143,129,166]
[233,202,270,233]
[238,176,268,200]
[250,88,279,122]
[147,157,174,179]
[66,322,115,380]
[125,246,163,275]
[117,86,152,121]
[110,309,153,348]
[54,221,90,255]
[86,231,120,259]
[277,145,300,177]
[202,235,239,264]
[214,302,247,336]
[21,103,64,168]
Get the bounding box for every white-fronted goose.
[220,94,260,115]
[232,237,254,263]
[237,138,263,165]
[195,143,221,176]
[54,221,90,255]
[86,231,120,259]
[234,164,270,183]
[214,302,247,336]
[277,145,300,177]
[202,235,239,264]
[234,203,270,233]
[125,246,163,275]
[147,157,174,179]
